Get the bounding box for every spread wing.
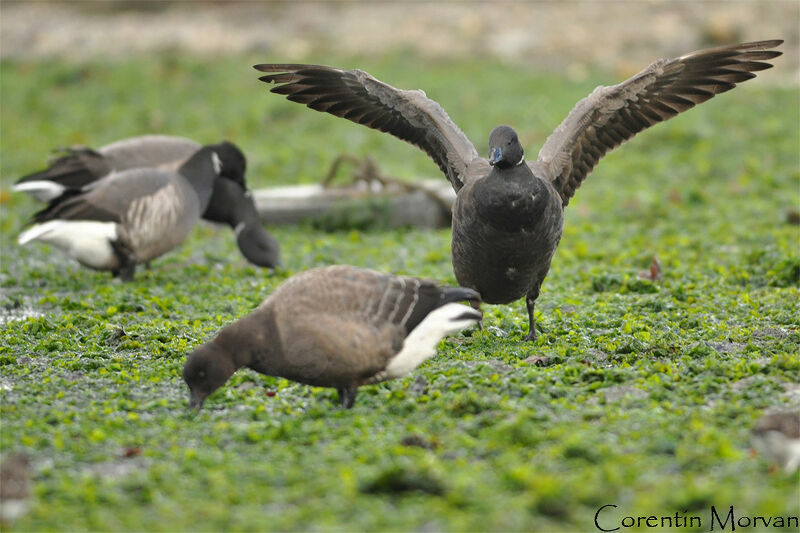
[254,64,481,192]
[534,40,783,206]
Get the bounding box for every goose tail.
[18,221,59,245]
[11,181,68,203]
[13,149,108,201]
[380,303,482,381]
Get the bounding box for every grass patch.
[1,53,798,530]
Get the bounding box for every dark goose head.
[183,342,237,410]
[203,178,281,268]
[235,218,281,268]
[487,125,524,169]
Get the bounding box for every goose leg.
[469,298,484,330]
[337,386,358,409]
[110,239,137,282]
[524,294,537,342]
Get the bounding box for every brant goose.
[255,40,782,340]
[18,143,233,280]
[183,265,482,409]
[14,135,280,269]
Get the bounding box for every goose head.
[488,125,524,168]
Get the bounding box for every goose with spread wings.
[255,40,782,341]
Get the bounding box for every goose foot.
[337,386,358,409]
[110,239,137,282]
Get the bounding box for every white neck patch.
[515,155,525,166]
[234,221,246,236]
[211,152,223,175]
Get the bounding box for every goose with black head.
[255,40,782,340]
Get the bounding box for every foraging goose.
[183,265,482,409]
[14,135,280,268]
[255,39,782,341]
[18,143,234,280]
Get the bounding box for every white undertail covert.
[382,303,481,380]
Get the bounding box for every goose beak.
[189,390,206,411]
[489,148,502,166]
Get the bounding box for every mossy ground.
[0,54,798,531]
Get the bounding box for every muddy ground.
[1,1,797,81]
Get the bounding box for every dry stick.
[321,154,453,216]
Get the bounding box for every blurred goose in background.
[0,452,31,525]
[183,265,482,410]
[255,39,782,341]
[752,411,800,473]
[19,143,234,280]
[14,135,280,268]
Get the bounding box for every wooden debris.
[252,154,455,229]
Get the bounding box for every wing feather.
[535,40,782,206]
[255,64,481,191]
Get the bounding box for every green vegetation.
[1,53,798,531]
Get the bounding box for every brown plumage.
[183,265,482,409]
[255,40,782,340]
